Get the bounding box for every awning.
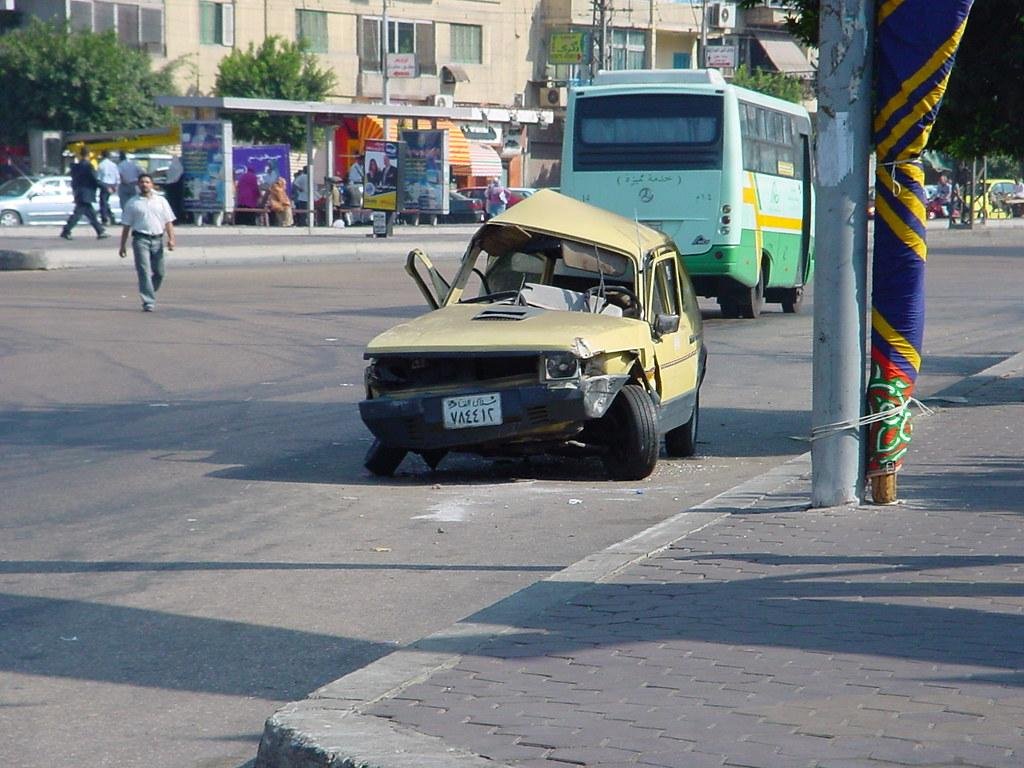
[453,142,503,178]
[441,64,470,84]
[752,34,814,76]
[361,116,471,167]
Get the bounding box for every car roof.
[480,189,673,258]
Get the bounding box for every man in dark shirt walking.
[60,147,108,240]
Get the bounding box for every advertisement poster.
[362,139,403,212]
[399,129,449,215]
[182,121,233,212]
[232,145,291,194]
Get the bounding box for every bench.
[229,208,270,226]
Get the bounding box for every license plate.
[443,393,502,430]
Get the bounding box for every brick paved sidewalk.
[258,355,1023,768]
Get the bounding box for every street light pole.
[811,1,874,506]
[700,0,707,67]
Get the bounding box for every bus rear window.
[573,93,723,171]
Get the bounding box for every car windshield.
[454,228,638,317]
[0,178,32,197]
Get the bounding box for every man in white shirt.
[118,173,176,312]
[292,166,309,225]
[117,152,142,210]
[163,153,185,220]
[97,150,120,225]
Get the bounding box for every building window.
[296,9,328,53]
[450,23,482,64]
[67,1,163,53]
[359,17,435,75]
[610,29,646,70]
[199,1,233,47]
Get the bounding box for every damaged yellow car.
[358,189,707,480]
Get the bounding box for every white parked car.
[0,175,122,227]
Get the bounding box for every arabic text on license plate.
[443,393,502,430]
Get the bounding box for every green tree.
[214,36,337,146]
[737,1,1024,158]
[730,65,804,103]
[0,20,179,145]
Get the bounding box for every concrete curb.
[254,456,812,768]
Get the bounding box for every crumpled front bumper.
[359,375,629,451]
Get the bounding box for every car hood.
[365,303,650,357]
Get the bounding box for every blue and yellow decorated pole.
[868,0,974,502]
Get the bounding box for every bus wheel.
[781,285,804,314]
[718,297,740,318]
[601,384,659,480]
[738,268,765,319]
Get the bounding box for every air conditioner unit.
[512,92,526,109]
[710,2,737,30]
[431,94,454,108]
[539,86,567,108]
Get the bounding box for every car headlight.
[542,352,580,381]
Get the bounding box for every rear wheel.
[664,392,699,457]
[0,210,22,227]
[365,439,407,476]
[738,267,765,319]
[781,286,804,314]
[601,384,659,480]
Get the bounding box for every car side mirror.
[654,313,680,336]
[405,248,450,310]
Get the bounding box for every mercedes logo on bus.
[638,187,654,203]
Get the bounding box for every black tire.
[718,297,740,318]
[664,391,699,457]
[365,439,407,476]
[0,209,22,227]
[781,285,804,314]
[738,267,765,319]
[419,448,448,471]
[601,384,659,480]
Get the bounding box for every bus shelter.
[155,96,551,230]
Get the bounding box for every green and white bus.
[560,69,814,318]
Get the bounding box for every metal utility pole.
[649,0,657,68]
[810,1,874,507]
[591,0,610,73]
[700,0,708,67]
[382,0,391,110]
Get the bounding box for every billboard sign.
[399,129,449,215]
[181,120,233,212]
[549,32,586,65]
[704,45,738,68]
[232,145,291,195]
[362,139,403,212]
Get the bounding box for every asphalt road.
[1,226,1021,768]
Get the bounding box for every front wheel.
[664,392,699,457]
[365,439,407,476]
[0,210,22,227]
[601,384,659,480]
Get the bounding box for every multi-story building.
[4,0,813,185]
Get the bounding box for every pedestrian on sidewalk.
[117,151,141,209]
[60,147,108,240]
[97,150,120,225]
[292,166,309,226]
[266,176,293,227]
[235,164,262,224]
[485,177,509,220]
[118,173,176,312]
[163,152,185,221]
